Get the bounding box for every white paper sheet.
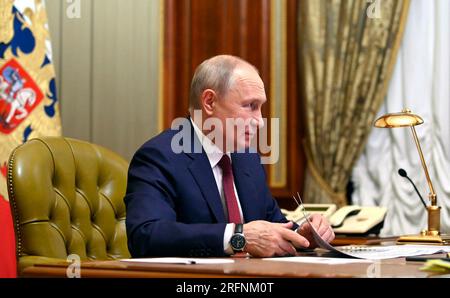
[335,245,450,260]
[295,194,450,260]
[120,257,235,265]
[263,256,373,264]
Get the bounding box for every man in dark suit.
[125,55,334,258]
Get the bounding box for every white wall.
[46,0,163,161]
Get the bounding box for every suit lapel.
[231,153,260,222]
[187,155,225,223]
[185,119,225,223]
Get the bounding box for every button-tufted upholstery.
[7,137,130,274]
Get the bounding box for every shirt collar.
[190,117,230,168]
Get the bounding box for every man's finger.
[320,228,333,242]
[279,228,310,247]
[326,228,335,242]
[317,223,329,236]
[272,221,294,229]
[283,221,294,228]
[278,241,297,256]
[311,214,323,227]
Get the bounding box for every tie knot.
[218,154,232,173]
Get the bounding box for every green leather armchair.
[7,137,130,274]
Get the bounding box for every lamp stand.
[374,110,449,245]
[397,200,450,245]
[396,126,448,245]
[397,235,450,245]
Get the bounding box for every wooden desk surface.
[22,237,449,278]
[22,256,434,278]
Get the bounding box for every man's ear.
[201,89,216,116]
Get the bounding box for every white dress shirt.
[190,118,242,255]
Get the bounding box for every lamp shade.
[374,111,424,128]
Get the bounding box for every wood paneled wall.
[163,0,271,126]
[164,0,305,208]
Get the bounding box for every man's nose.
[251,116,264,129]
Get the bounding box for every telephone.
[281,204,387,236]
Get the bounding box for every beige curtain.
[298,0,410,206]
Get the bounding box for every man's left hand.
[297,214,335,248]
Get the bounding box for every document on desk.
[120,257,235,265]
[263,256,372,264]
[307,216,450,259]
[334,245,450,260]
[297,198,450,260]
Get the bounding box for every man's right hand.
[242,221,310,257]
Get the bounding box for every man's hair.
[189,55,257,110]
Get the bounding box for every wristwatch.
[230,223,246,252]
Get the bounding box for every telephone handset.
[329,205,362,228]
[281,204,387,236]
[281,204,337,223]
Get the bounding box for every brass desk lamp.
[374,109,449,245]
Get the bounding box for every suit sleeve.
[124,145,227,258]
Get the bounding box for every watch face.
[231,234,246,251]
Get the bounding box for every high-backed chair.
[7,137,130,274]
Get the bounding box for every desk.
[22,236,450,278]
[22,256,436,278]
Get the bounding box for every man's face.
[212,66,266,151]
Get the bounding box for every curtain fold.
[352,0,450,236]
[298,0,410,206]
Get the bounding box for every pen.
[405,256,450,262]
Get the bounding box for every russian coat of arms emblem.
[0,58,43,134]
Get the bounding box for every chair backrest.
[7,137,130,272]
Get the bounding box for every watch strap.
[234,223,243,234]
